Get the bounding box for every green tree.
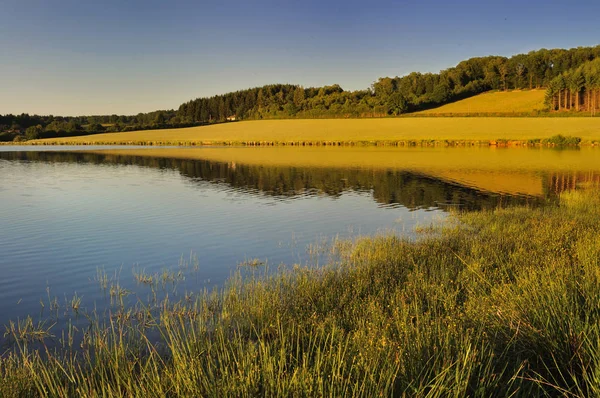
[515,63,526,89]
[25,124,43,140]
[154,112,166,125]
[387,92,408,115]
[293,86,305,108]
[86,123,105,133]
[66,120,80,133]
[498,62,509,91]
[572,70,585,111]
[431,83,451,103]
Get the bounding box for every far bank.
[11,118,598,147]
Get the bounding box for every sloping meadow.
[2,188,600,397]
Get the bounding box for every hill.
[414,90,546,115]
[3,45,600,143]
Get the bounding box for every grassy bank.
[2,188,600,396]
[21,118,600,146]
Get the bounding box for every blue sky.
[1,0,599,115]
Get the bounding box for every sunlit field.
[415,90,546,115]
[30,117,600,146]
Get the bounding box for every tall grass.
[2,188,600,396]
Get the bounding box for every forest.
[2,45,600,141]
[0,110,194,142]
[176,45,600,121]
[545,58,600,114]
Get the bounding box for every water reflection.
[0,150,567,210]
[1,147,599,350]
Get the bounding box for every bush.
[25,125,43,140]
[0,131,17,142]
[542,134,582,146]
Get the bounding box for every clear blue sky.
[1,0,599,116]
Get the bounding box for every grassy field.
[415,90,547,115]
[2,188,600,396]
[28,117,600,146]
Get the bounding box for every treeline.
[178,45,600,121]
[0,110,198,142]
[545,58,600,114]
[3,45,600,142]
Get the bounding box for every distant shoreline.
[1,117,598,148]
[3,139,597,147]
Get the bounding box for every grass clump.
[2,188,600,396]
[542,134,582,146]
[238,258,267,267]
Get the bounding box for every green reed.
[2,188,600,397]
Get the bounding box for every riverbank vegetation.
[1,187,600,396]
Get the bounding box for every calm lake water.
[1,146,599,341]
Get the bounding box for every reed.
[2,187,600,396]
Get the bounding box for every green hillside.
[415,90,546,115]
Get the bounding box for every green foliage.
[546,58,600,112]
[0,131,18,142]
[25,124,43,140]
[0,109,192,140]
[86,122,105,133]
[542,134,582,146]
[387,92,408,115]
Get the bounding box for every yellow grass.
[416,90,547,115]
[86,146,600,197]
[31,117,600,146]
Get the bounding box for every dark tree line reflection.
[3,151,580,211]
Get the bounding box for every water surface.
[1,146,599,341]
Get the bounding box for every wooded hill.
[546,58,600,115]
[2,45,600,142]
[177,45,600,121]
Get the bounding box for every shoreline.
[2,139,597,147]
[2,117,599,147]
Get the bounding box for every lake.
[1,146,599,342]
